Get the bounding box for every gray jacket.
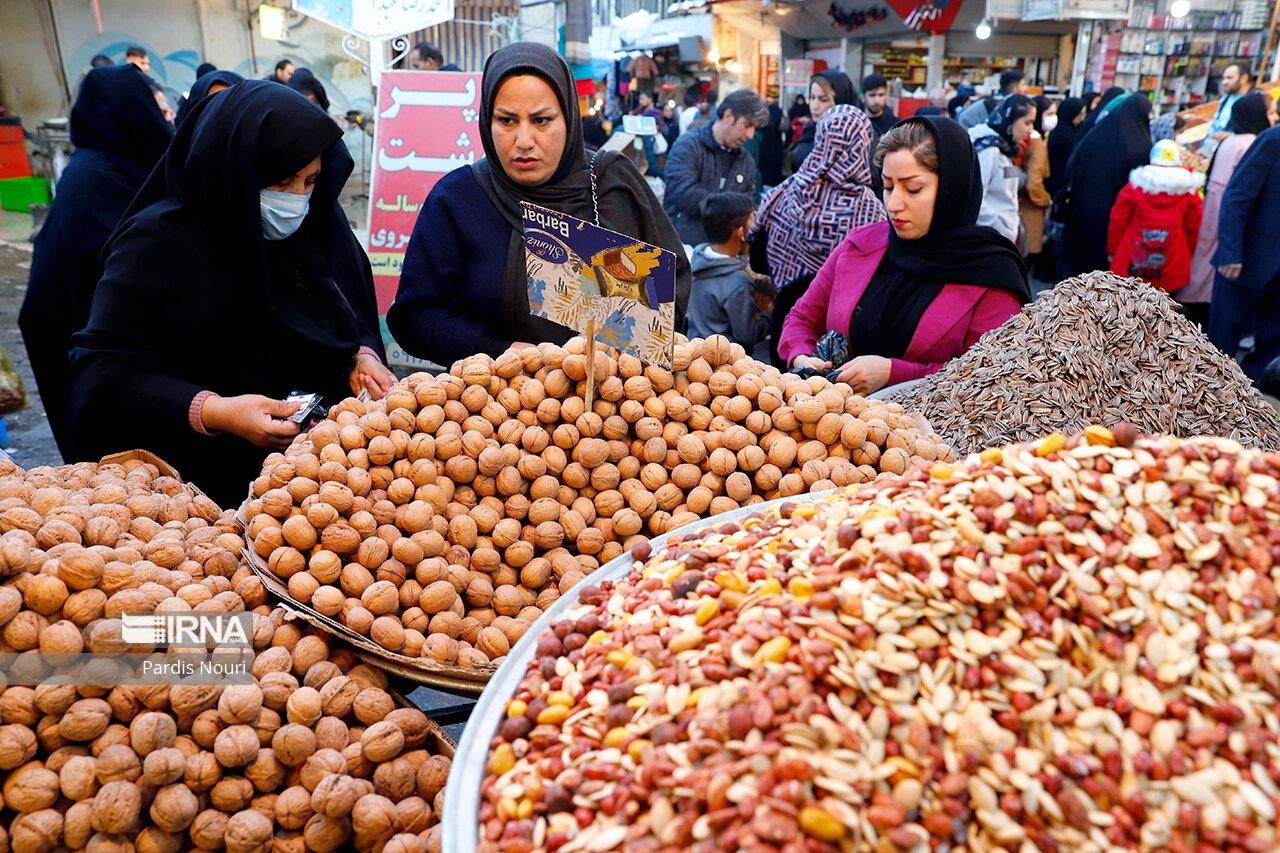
[662,125,757,245]
[687,245,770,349]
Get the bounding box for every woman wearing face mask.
[66,81,393,505]
[388,43,690,367]
[969,95,1037,245]
[779,116,1029,395]
[19,63,173,460]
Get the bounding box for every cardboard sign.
[521,202,677,368]
[367,70,482,316]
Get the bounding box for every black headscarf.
[175,70,243,127]
[1228,90,1271,135]
[1078,87,1124,137]
[1046,96,1085,196]
[849,116,1029,360]
[66,81,378,503]
[1032,95,1052,136]
[947,94,969,119]
[471,42,691,344]
[789,95,810,121]
[287,68,330,111]
[1059,93,1152,276]
[813,71,856,108]
[196,62,217,78]
[20,63,173,458]
[974,95,1033,156]
[69,64,173,186]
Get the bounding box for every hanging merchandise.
[827,2,889,31]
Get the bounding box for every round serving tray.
[442,490,833,852]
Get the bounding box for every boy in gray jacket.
[688,193,773,356]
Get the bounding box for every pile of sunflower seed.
[885,271,1280,455]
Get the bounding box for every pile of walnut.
[0,457,449,853]
[245,335,953,668]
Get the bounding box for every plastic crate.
[0,121,29,179]
[0,177,49,212]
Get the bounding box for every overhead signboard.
[1059,0,1128,20]
[292,0,455,39]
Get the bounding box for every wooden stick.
[584,318,597,413]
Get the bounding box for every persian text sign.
[521,202,677,368]
[367,70,481,314]
[293,0,455,39]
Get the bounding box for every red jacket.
[1107,164,1205,292]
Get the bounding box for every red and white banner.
[367,70,482,316]
[883,0,964,33]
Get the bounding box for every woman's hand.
[202,395,300,448]
[835,356,893,395]
[791,355,831,372]
[350,352,396,400]
[1218,263,1243,281]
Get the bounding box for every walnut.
[385,832,429,853]
[0,723,37,769]
[360,721,404,763]
[416,754,451,801]
[90,779,141,834]
[383,709,430,750]
[274,785,314,830]
[5,763,60,812]
[60,698,113,742]
[211,775,255,811]
[95,743,141,784]
[188,808,229,851]
[224,808,273,853]
[310,772,360,817]
[59,753,100,800]
[136,826,185,853]
[285,687,322,727]
[129,711,177,756]
[244,747,287,793]
[302,813,351,852]
[393,796,432,834]
[10,808,63,853]
[272,723,317,767]
[213,725,260,769]
[148,782,198,833]
[217,684,263,726]
[318,676,359,719]
[258,671,299,712]
[64,799,95,849]
[352,792,398,841]
[352,688,394,726]
[183,750,221,793]
[300,749,347,792]
[313,717,349,752]
[372,757,415,801]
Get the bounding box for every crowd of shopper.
[20,42,1280,500]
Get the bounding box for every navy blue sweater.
[387,166,514,365]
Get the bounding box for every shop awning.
[569,59,613,81]
[620,13,712,52]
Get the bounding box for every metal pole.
[245,0,259,76]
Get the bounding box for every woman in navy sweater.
[388,43,691,366]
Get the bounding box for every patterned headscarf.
[973,95,1033,157]
[1151,111,1178,142]
[751,105,885,287]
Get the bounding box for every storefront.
[618,12,718,107]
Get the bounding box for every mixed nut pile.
[886,271,1280,455]
[0,457,451,853]
[477,429,1280,852]
[245,335,953,668]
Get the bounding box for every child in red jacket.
[1108,139,1205,291]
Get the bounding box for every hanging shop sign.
[292,0,455,40]
[883,0,964,33]
[1022,0,1061,21]
[367,70,482,319]
[827,3,890,32]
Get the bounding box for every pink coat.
[777,221,1023,387]
[1182,133,1256,304]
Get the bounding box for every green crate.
[0,177,50,213]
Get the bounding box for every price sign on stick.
[521,202,678,385]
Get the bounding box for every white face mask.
[1042,114,1058,132]
[260,188,311,240]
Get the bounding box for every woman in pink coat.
[1181,91,1274,328]
[779,115,1029,394]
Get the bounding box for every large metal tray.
[443,491,832,852]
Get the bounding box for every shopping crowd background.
[14,39,1280,502]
